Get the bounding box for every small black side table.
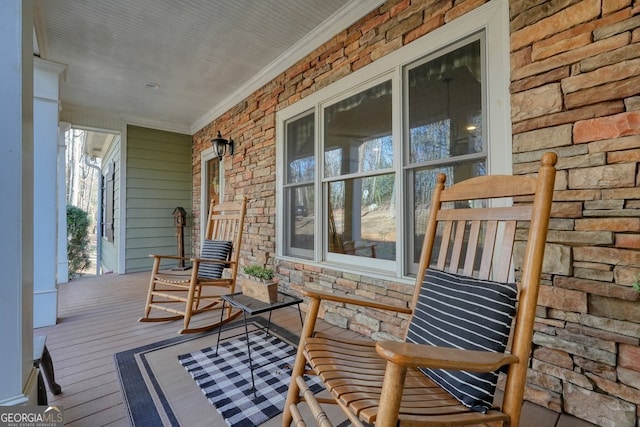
[215,291,303,394]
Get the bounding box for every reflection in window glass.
[287,184,314,253]
[284,113,315,257]
[409,119,450,161]
[408,40,482,164]
[324,148,342,178]
[324,80,393,178]
[323,80,394,262]
[289,156,314,184]
[328,174,396,260]
[360,136,393,172]
[405,37,486,274]
[286,114,315,184]
[411,160,486,264]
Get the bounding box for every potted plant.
[241,265,278,303]
[243,265,275,282]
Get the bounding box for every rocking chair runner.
[283,152,557,427]
[139,197,247,334]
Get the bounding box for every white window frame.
[275,0,510,280]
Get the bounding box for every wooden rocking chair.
[139,197,247,334]
[283,153,557,427]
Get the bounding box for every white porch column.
[33,58,67,328]
[0,0,36,406]
[57,122,71,284]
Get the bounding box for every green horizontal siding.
[126,218,178,228]
[127,188,191,200]
[127,227,178,239]
[126,198,190,209]
[127,178,191,191]
[127,156,191,170]
[125,125,192,273]
[127,168,190,181]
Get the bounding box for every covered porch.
[36,272,361,426]
[37,272,594,427]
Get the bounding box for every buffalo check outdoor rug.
[178,330,323,427]
[115,317,351,427]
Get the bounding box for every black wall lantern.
[211,131,234,159]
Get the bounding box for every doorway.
[65,127,119,277]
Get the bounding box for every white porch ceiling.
[33,0,381,136]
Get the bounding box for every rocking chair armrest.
[375,341,518,372]
[300,289,412,314]
[149,254,189,261]
[191,257,235,266]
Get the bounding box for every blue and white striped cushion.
[406,268,517,413]
[198,240,232,279]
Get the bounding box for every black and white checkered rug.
[178,331,323,427]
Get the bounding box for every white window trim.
[275,0,510,280]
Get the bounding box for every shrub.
[67,205,91,279]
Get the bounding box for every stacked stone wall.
[510,1,640,425]
[191,0,640,425]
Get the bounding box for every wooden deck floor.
[35,271,363,427]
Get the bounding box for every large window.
[324,80,395,261]
[276,1,510,279]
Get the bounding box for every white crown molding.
[190,0,385,134]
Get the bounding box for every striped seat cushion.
[406,268,517,413]
[198,240,232,279]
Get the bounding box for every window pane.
[324,81,393,178]
[405,37,486,275]
[411,160,486,264]
[285,112,315,258]
[328,174,396,260]
[286,113,315,184]
[285,184,314,257]
[408,40,482,164]
[206,158,220,208]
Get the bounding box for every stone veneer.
[508,1,640,426]
[192,1,640,425]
